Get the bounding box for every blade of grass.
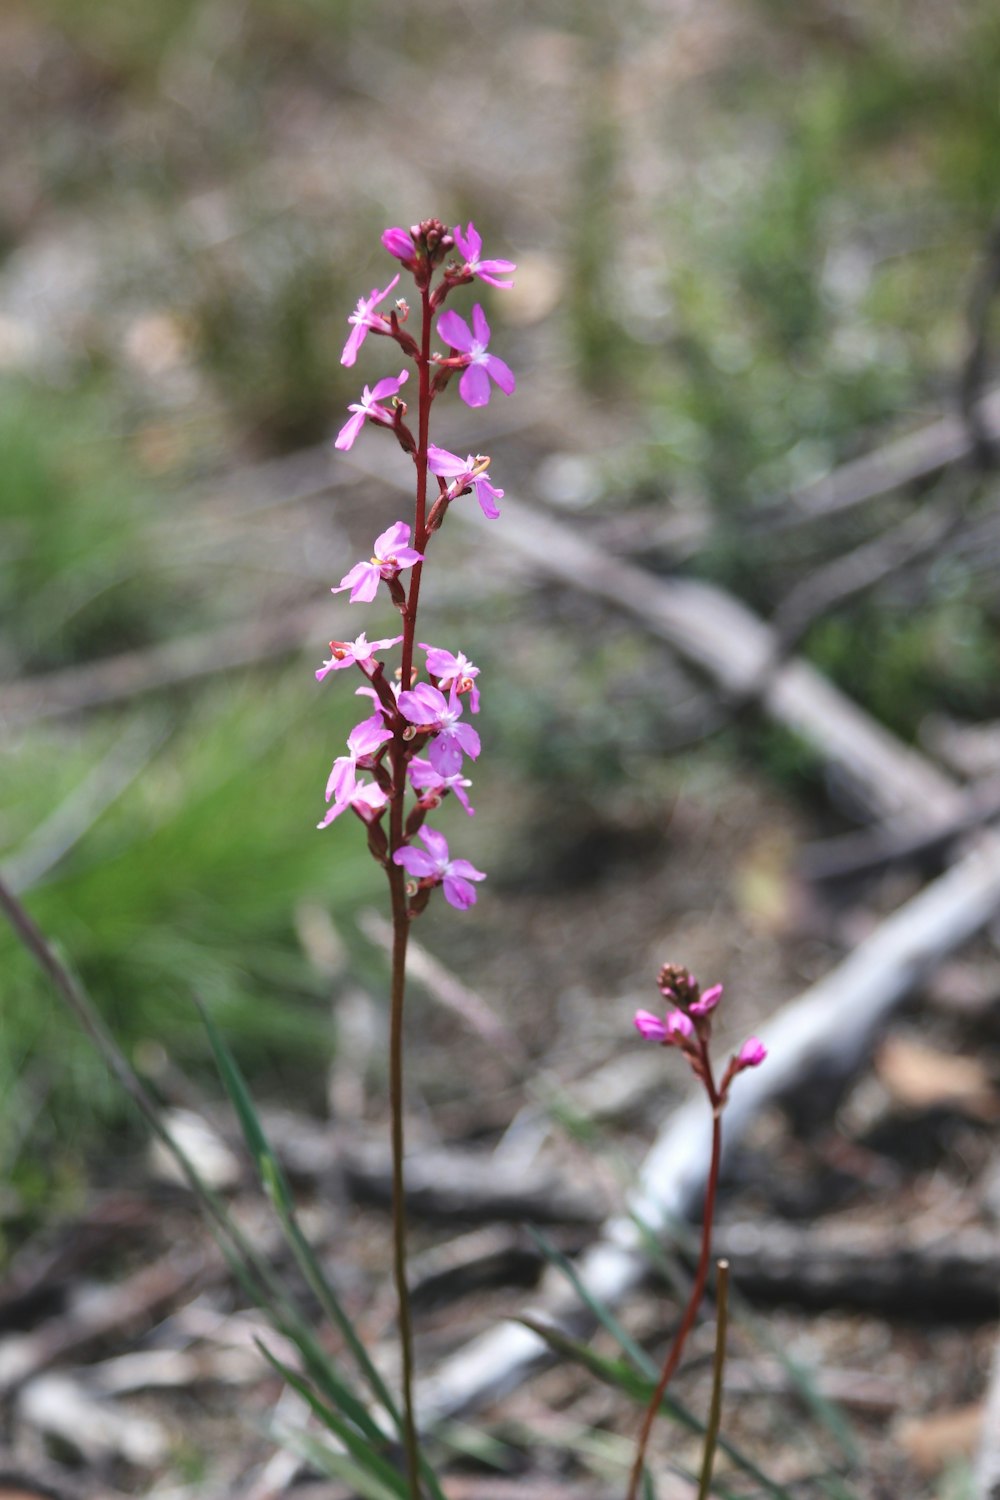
[256,1339,410,1498]
[516,1316,788,1500]
[0,880,397,1457]
[199,1000,405,1427]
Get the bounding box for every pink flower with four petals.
[335,370,409,451]
[316,632,403,681]
[427,445,504,520]
[332,522,424,605]
[393,826,486,910]
[436,304,516,409]
[397,681,480,776]
[341,275,400,367]
[452,222,517,290]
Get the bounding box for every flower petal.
[471,303,490,346]
[417,825,450,865]
[437,309,473,353]
[459,363,492,408]
[484,354,516,394]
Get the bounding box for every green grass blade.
[256,1340,409,1498]
[517,1316,795,1500]
[199,998,408,1438]
[528,1227,658,1378]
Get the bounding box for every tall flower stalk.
[628,965,767,1500]
[318,218,516,1498]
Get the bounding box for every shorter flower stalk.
[627,965,766,1500]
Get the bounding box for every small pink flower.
[408,756,475,816]
[427,445,504,520]
[453,221,516,290]
[736,1038,767,1069]
[689,983,723,1018]
[397,681,480,775]
[436,304,516,409]
[332,522,424,605]
[419,644,481,712]
[325,713,393,803]
[317,779,388,829]
[335,370,408,451]
[316,632,402,680]
[341,275,400,367]
[393,826,486,910]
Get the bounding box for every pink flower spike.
[452,221,517,290]
[634,1010,668,1042]
[335,370,408,452]
[737,1038,767,1069]
[382,226,416,265]
[436,305,516,409]
[689,983,724,1017]
[317,778,388,829]
[341,275,400,367]
[315,631,402,679]
[332,521,423,604]
[393,825,486,909]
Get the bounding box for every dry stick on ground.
[758,384,1000,531]
[0,600,335,729]
[416,829,1000,1426]
[798,770,1000,884]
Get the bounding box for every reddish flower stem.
[626,1048,723,1500]
[384,281,435,1500]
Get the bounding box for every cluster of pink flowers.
[634,963,766,1097]
[317,219,516,912]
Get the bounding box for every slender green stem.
[627,1052,723,1500]
[696,1259,730,1500]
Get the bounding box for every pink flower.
[335,370,408,451]
[316,632,402,680]
[341,275,400,367]
[426,444,504,520]
[317,779,388,829]
[408,756,475,815]
[633,1009,694,1043]
[436,304,516,408]
[419,643,481,712]
[393,826,486,910]
[325,713,393,804]
[381,226,416,265]
[332,522,424,605]
[452,221,516,290]
[736,1038,767,1069]
[397,681,480,775]
[689,983,723,1018]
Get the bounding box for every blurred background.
[2,0,1000,1447]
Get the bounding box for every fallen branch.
[763,385,1000,529]
[713,1219,1000,1319]
[0,601,334,729]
